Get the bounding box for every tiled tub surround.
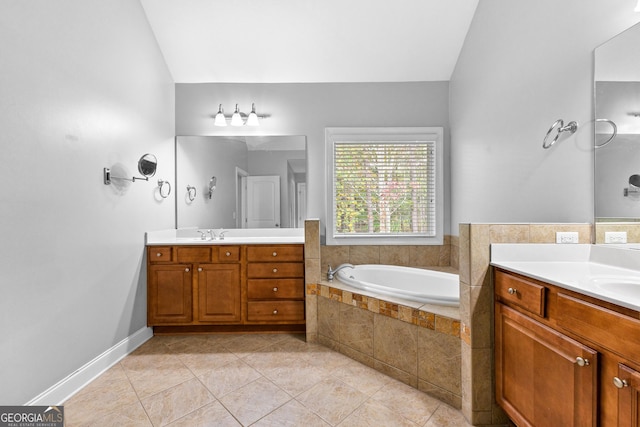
[312,279,463,409]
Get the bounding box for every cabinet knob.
[575,357,590,367]
[185,268,190,272]
[507,287,517,295]
[226,251,231,256]
[273,309,278,315]
[272,268,278,273]
[273,287,278,292]
[613,377,629,389]
[272,252,278,257]
[198,267,202,272]
[156,253,162,257]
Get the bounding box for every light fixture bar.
[213,103,268,127]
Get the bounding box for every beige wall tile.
[417,328,461,396]
[595,222,640,243]
[471,348,493,412]
[488,224,530,243]
[340,304,374,356]
[304,219,320,259]
[304,258,320,285]
[469,224,490,288]
[305,294,318,342]
[458,224,470,285]
[380,245,410,266]
[372,361,418,388]
[409,246,443,267]
[349,246,381,264]
[373,314,418,376]
[321,245,350,274]
[418,380,462,409]
[469,284,493,349]
[339,344,375,368]
[318,297,340,341]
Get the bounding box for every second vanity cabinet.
[495,268,640,427]
[147,243,305,333]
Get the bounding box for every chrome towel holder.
[186,185,197,202]
[595,118,618,148]
[158,179,171,198]
[542,119,578,149]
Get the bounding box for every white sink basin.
[590,277,640,297]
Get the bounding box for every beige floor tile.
[141,377,214,426]
[338,400,420,427]
[87,401,152,427]
[219,376,292,425]
[296,377,369,425]
[424,403,474,427]
[198,358,262,398]
[261,363,329,396]
[221,334,277,356]
[253,399,331,427]
[165,401,241,427]
[331,360,392,396]
[121,354,195,399]
[369,379,441,426]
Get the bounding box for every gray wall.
[175,82,451,236]
[449,0,640,231]
[0,1,175,404]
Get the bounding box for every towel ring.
[158,179,171,199]
[186,185,196,201]
[595,119,617,149]
[542,119,578,149]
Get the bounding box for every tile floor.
[64,333,472,427]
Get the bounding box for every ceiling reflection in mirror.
[595,21,640,222]
[176,135,307,230]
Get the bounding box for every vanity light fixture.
[635,0,640,12]
[212,103,267,126]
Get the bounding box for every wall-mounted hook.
[158,179,171,198]
[542,119,578,149]
[186,185,196,202]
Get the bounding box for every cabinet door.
[148,264,192,324]
[495,303,598,427]
[197,264,241,323]
[616,364,640,427]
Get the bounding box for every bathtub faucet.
[327,263,354,281]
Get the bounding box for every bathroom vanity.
[146,229,305,334]
[492,244,640,427]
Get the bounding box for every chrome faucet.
[327,263,354,281]
[207,229,216,240]
[197,230,207,240]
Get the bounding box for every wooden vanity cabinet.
[246,245,305,323]
[147,243,305,332]
[495,268,640,427]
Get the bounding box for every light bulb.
[231,104,243,126]
[246,103,260,126]
[214,104,226,126]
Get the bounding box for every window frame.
[325,127,444,245]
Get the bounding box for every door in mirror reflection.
[247,176,281,228]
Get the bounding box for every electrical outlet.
[556,231,579,244]
[605,231,627,244]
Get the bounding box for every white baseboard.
[26,326,153,406]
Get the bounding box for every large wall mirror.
[594,22,640,235]
[176,135,307,229]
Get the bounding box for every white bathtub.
[335,264,459,306]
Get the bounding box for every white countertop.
[491,244,640,312]
[146,228,305,245]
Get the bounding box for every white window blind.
[332,140,436,237]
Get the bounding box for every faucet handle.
[197,230,207,240]
[218,229,227,240]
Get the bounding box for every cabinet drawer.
[557,293,640,362]
[176,247,212,263]
[216,246,240,262]
[247,245,303,262]
[247,301,305,322]
[495,270,546,317]
[148,246,174,263]
[248,262,304,278]
[248,279,304,299]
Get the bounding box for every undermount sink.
[589,277,640,297]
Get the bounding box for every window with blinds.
[325,127,443,245]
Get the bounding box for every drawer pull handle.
[273,309,278,315]
[226,251,231,256]
[575,357,590,367]
[614,377,629,389]
[273,268,278,273]
[507,288,517,295]
[273,287,278,292]
[185,268,190,272]
[198,267,202,272]
[156,253,162,257]
[272,252,278,257]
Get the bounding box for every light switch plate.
[604,231,627,244]
[556,231,579,244]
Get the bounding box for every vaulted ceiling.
[140,0,479,83]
